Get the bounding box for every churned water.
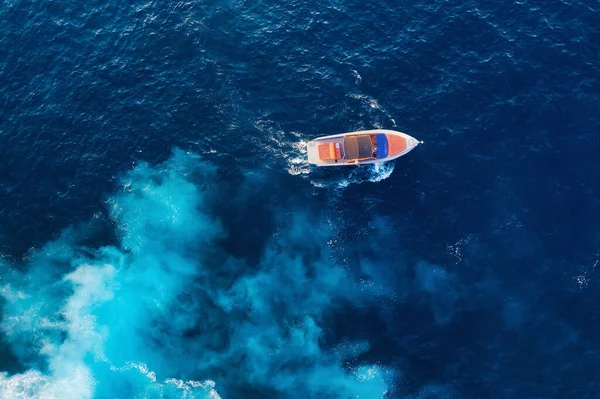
[1,0,599,398]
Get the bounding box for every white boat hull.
[307,129,421,167]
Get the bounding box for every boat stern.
[307,141,319,165]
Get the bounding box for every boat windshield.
[375,134,388,158]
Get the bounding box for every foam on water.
[336,162,396,189]
[285,139,311,176]
[252,119,312,176]
[305,159,396,190]
[2,0,599,396]
[0,149,396,398]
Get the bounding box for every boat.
[307,129,422,166]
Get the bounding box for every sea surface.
[1,0,599,398]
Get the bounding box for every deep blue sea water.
[1,0,600,397]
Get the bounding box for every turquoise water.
[1,0,599,398]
